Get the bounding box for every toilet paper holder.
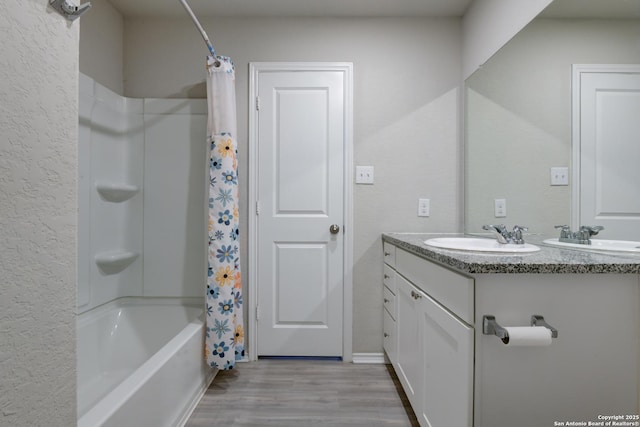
[483,314,558,344]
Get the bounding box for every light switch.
[494,198,507,218]
[418,198,430,217]
[355,166,374,184]
[550,167,569,186]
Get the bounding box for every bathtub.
[77,298,216,427]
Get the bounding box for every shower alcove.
[77,73,215,426]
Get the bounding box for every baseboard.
[352,352,386,364]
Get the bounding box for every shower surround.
[77,74,214,426]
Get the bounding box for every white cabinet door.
[419,293,473,427]
[396,275,423,407]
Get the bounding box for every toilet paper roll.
[503,326,552,346]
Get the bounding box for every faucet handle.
[511,225,528,244]
[554,225,571,238]
[580,225,604,236]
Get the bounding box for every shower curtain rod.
[179,0,217,57]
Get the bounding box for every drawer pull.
[384,252,391,256]
[384,333,390,338]
[410,290,422,300]
[384,298,390,303]
[384,274,390,279]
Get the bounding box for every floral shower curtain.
[205,55,244,370]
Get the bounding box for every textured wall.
[123,17,463,353]
[80,0,124,95]
[0,2,78,426]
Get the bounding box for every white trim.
[248,62,354,363]
[571,64,640,230]
[352,353,387,365]
[176,369,217,427]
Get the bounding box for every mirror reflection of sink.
[424,237,541,253]
[543,238,640,253]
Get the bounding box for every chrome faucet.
[482,224,529,244]
[554,225,604,245]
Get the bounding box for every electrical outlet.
[550,167,569,186]
[418,198,430,217]
[355,166,374,184]
[494,198,507,218]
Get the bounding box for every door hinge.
[256,96,260,111]
[256,200,261,215]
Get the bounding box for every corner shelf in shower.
[95,251,139,275]
[95,182,140,203]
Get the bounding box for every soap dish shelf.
[95,251,139,275]
[95,182,140,203]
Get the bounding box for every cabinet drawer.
[396,248,474,324]
[383,264,396,294]
[383,242,396,267]
[383,285,396,320]
[383,306,397,364]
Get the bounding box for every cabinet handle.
[384,333,390,338]
[411,290,422,300]
[384,252,391,256]
[384,298,390,303]
[384,274,390,279]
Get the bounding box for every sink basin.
[543,238,640,253]
[424,237,540,253]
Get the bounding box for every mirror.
[464,0,640,237]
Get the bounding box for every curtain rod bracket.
[50,0,92,21]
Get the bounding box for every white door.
[575,66,640,240]
[254,65,348,357]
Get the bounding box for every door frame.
[248,62,354,362]
[570,64,640,230]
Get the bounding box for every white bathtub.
[77,298,216,427]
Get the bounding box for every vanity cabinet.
[382,237,640,427]
[384,244,473,427]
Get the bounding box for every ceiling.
[540,0,640,18]
[108,0,474,18]
[107,0,640,20]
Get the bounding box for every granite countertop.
[382,233,640,274]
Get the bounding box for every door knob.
[329,224,340,234]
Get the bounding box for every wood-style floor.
[185,359,420,427]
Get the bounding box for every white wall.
[78,74,144,312]
[142,98,207,297]
[0,2,78,425]
[123,17,463,353]
[80,0,124,95]
[462,0,553,79]
[78,75,207,312]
